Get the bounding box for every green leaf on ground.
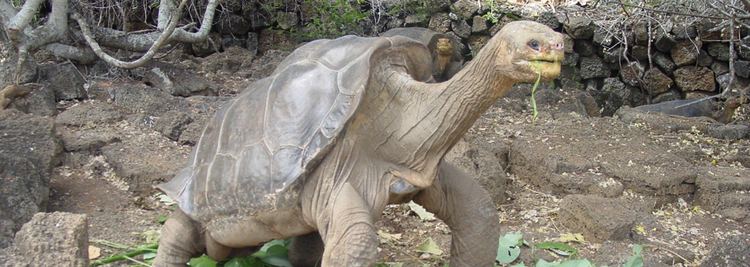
[407,201,436,221]
[622,244,644,267]
[534,241,578,257]
[188,255,217,267]
[497,232,523,264]
[416,237,443,256]
[535,259,594,267]
[558,233,585,243]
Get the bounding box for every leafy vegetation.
[296,0,368,40]
[495,232,645,267]
[482,0,501,24]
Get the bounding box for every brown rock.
[671,40,702,66]
[674,66,716,92]
[559,195,637,242]
[14,212,88,267]
[641,68,673,95]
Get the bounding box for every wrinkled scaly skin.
[154,21,564,267]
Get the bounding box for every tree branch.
[169,0,218,43]
[72,0,188,68]
[0,0,17,24]
[45,43,97,64]
[6,0,43,33]
[26,0,68,50]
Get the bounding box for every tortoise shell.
[157,35,432,222]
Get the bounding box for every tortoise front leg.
[320,182,378,266]
[153,209,205,267]
[414,162,500,267]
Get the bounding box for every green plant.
[386,0,437,22]
[482,0,500,24]
[298,0,367,40]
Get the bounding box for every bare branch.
[6,0,43,32]
[44,43,97,64]
[0,1,17,24]
[72,0,189,68]
[26,0,68,50]
[169,0,219,43]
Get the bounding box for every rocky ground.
[2,23,750,267]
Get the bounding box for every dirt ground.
[43,68,750,266]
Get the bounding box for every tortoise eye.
[528,40,541,51]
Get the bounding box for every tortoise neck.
[402,38,516,171]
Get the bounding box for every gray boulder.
[0,110,61,248]
[559,195,637,242]
[12,212,88,267]
[38,63,86,101]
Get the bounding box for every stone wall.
[192,1,750,115]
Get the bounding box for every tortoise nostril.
[551,42,563,51]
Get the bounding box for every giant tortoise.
[380,27,465,82]
[154,21,564,266]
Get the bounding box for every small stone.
[632,21,650,45]
[387,18,404,29]
[564,16,595,39]
[451,20,471,39]
[671,23,697,40]
[671,40,702,66]
[428,13,451,33]
[450,0,479,20]
[706,124,750,140]
[641,68,673,95]
[716,73,742,90]
[579,56,610,79]
[711,62,729,76]
[535,11,561,30]
[697,49,713,67]
[707,42,734,61]
[592,27,613,47]
[654,33,676,53]
[221,36,245,49]
[467,35,490,56]
[155,111,194,141]
[602,46,624,63]
[674,66,716,92]
[246,32,259,56]
[620,61,644,87]
[574,40,595,56]
[404,14,428,27]
[629,45,649,62]
[471,16,487,33]
[562,52,579,67]
[559,195,637,242]
[6,84,57,117]
[14,212,89,266]
[653,52,676,76]
[275,12,298,30]
[39,63,86,101]
[563,35,575,54]
[216,14,250,36]
[735,60,750,78]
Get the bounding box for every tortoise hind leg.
[288,232,324,267]
[153,209,205,267]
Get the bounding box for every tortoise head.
[492,21,564,83]
[435,38,454,56]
